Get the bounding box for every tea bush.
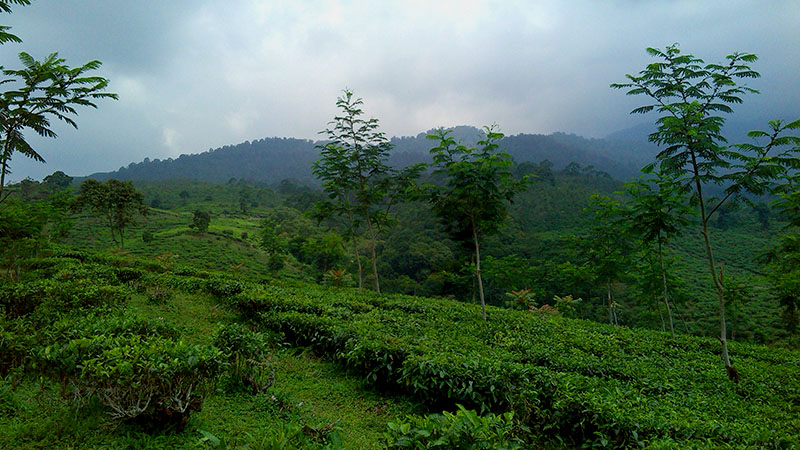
[222,282,800,448]
[205,277,245,298]
[0,379,19,418]
[383,405,523,449]
[1,318,37,374]
[213,322,274,394]
[0,279,128,320]
[40,316,223,428]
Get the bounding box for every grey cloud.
[1,0,797,182]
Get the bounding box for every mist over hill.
[85,126,658,184]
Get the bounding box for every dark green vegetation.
[613,44,800,379]
[226,278,800,448]
[88,126,651,185]
[3,241,798,448]
[3,160,799,447]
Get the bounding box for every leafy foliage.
[71,179,147,247]
[312,89,395,292]
[191,210,211,232]
[423,126,529,319]
[225,279,800,448]
[613,44,800,376]
[213,323,275,394]
[40,327,223,427]
[0,39,117,196]
[383,404,523,449]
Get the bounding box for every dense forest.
[2,1,800,448]
[85,126,648,185]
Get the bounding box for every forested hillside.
[84,126,650,185]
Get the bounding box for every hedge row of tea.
[0,249,273,432]
[4,249,799,448]
[208,281,800,448]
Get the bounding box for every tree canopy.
[423,125,529,320]
[0,1,117,198]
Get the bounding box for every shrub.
[45,313,180,343]
[383,405,523,449]
[205,277,245,298]
[322,269,351,288]
[213,323,274,394]
[40,322,223,429]
[113,266,145,283]
[227,281,800,448]
[0,279,54,318]
[142,231,154,243]
[0,319,32,374]
[0,279,126,320]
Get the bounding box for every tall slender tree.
[424,125,529,320]
[576,194,633,325]
[624,167,692,336]
[313,90,405,293]
[613,44,800,380]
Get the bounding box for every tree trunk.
[107,213,117,245]
[365,214,380,294]
[0,158,6,200]
[677,307,690,334]
[692,163,737,381]
[607,283,614,325]
[655,293,665,332]
[350,234,362,290]
[471,220,486,321]
[658,240,675,337]
[471,254,476,304]
[345,206,363,290]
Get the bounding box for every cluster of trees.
[303,46,800,381]
[312,90,530,318]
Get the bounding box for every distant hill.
[85,126,661,184]
[86,137,319,184]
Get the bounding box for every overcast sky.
[1,0,798,181]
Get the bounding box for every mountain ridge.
[84,126,657,184]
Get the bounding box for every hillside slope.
[83,127,653,184]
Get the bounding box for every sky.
[1,0,798,181]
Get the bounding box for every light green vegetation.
[0,250,419,449]
[225,278,800,448]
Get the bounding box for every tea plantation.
[2,245,797,448]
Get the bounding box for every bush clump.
[383,405,523,449]
[0,279,128,320]
[213,322,274,394]
[0,379,19,418]
[205,277,245,298]
[39,315,221,429]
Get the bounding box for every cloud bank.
[1,0,797,181]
